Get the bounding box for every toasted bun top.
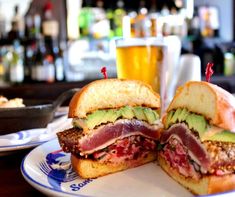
[167,81,235,131]
[69,78,160,118]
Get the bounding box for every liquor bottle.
[8,5,25,41]
[42,0,59,38]
[7,6,20,41]
[43,54,55,83]
[25,8,41,40]
[39,36,56,83]
[79,0,94,38]
[106,8,114,38]
[0,3,6,39]
[149,0,158,37]
[200,6,214,38]
[9,40,24,83]
[24,5,41,83]
[129,11,137,38]
[31,35,55,83]
[23,40,36,83]
[113,0,126,37]
[31,36,44,82]
[135,0,151,37]
[54,46,65,82]
[91,0,110,39]
[188,7,200,38]
[41,0,60,83]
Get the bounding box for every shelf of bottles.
[0,0,234,86]
[75,0,235,78]
[0,0,64,86]
[65,0,191,82]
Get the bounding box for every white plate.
[0,137,48,156]
[0,141,45,153]
[21,139,235,197]
[0,113,71,156]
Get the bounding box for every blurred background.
[0,0,234,98]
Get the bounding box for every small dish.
[0,88,79,134]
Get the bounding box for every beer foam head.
[115,37,165,47]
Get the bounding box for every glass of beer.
[115,37,167,103]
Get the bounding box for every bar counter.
[0,149,46,196]
[0,75,235,101]
[0,80,95,101]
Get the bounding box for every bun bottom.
[71,151,156,179]
[158,155,235,195]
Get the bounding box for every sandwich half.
[57,79,162,178]
[158,81,235,195]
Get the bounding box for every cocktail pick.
[101,66,108,79]
[205,62,214,82]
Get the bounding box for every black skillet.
[0,88,79,135]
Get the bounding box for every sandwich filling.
[57,106,162,164]
[159,108,235,179]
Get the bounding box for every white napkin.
[0,115,72,146]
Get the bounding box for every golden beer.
[116,38,165,93]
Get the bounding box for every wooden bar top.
[0,149,46,196]
[0,75,234,102]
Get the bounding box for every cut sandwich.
[57,79,162,178]
[158,81,235,195]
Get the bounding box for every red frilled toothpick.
[101,66,108,79]
[205,62,214,82]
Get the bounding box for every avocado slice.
[143,108,159,124]
[166,108,235,143]
[178,108,189,122]
[183,113,207,138]
[194,115,207,137]
[111,109,121,122]
[86,110,106,129]
[103,109,119,123]
[153,110,160,120]
[171,108,182,123]
[186,114,194,130]
[166,108,207,137]
[84,106,160,129]
[86,109,121,129]
[133,106,146,121]
[165,110,175,128]
[205,130,235,143]
[120,106,135,119]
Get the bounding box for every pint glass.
[115,37,167,104]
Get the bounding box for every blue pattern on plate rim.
[21,139,235,197]
[39,149,94,192]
